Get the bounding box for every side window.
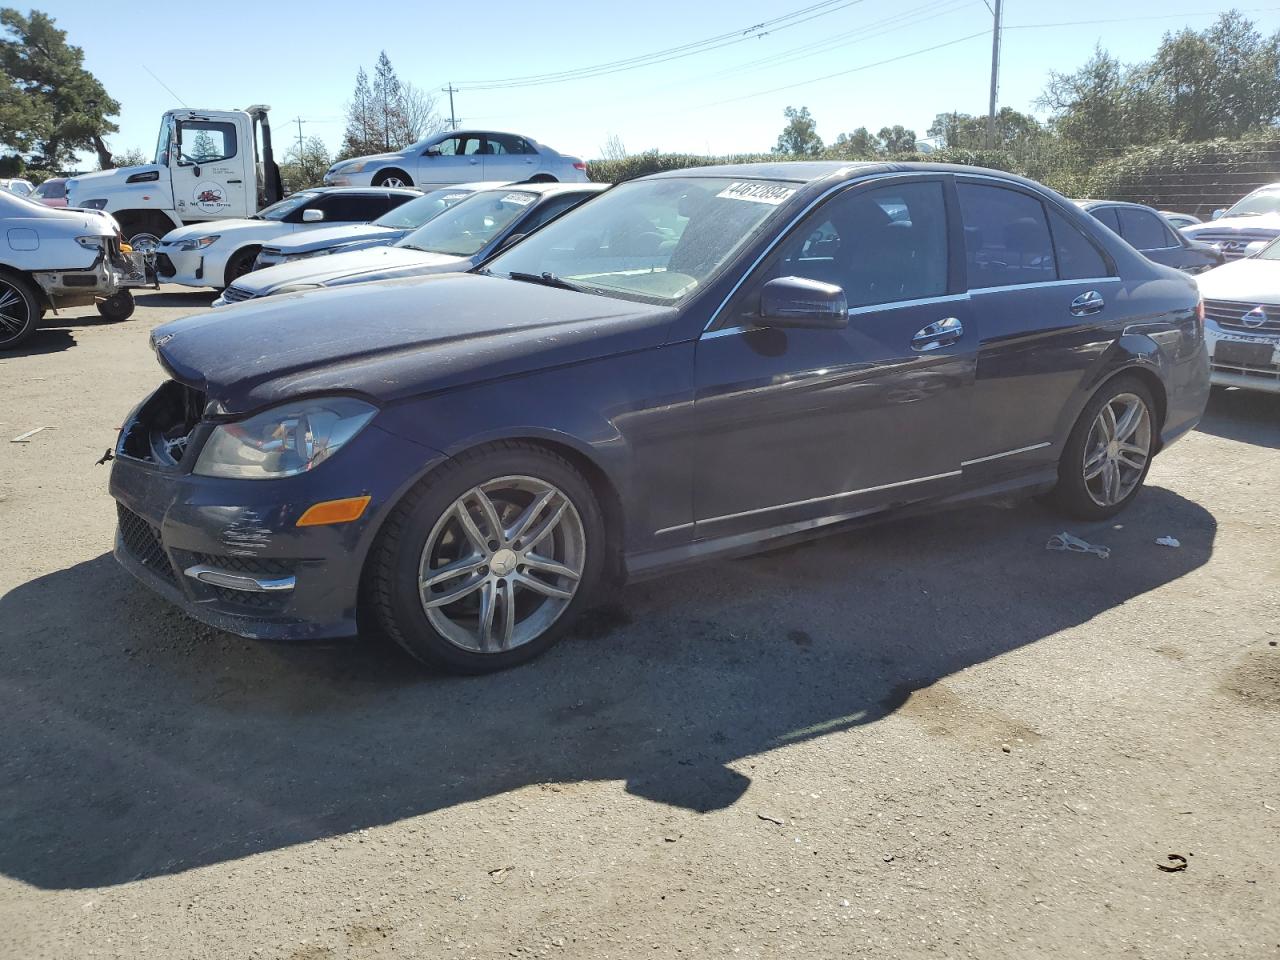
[431,137,460,156]
[1117,208,1176,250]
[520,194,584,233]
[177,120,237,164]
[461,137,483,155]
[957,182,1055,288]
[314,194,385,222]
[1090,207,1120,233]
[1048,207,1111,280]
[770,180,949,308]
[488,134,534,155]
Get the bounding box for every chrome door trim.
[961,441,1051,467]
[655,469,962,535]
[704,292,972,340]
[969,276,1121,296]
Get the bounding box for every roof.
[295,185,421,197]
[642,160,1067,193]
[1073,198,1157,212]
[476,182,610,197]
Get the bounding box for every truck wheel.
[0,272,42,350]
[114,213,173,255]
[372,169,412,187]
[223,247,261,287]
[97,291,135,322]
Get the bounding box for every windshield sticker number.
[716,182,795,205]
[501,193,536,206]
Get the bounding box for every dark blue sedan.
[109,162,1210,672]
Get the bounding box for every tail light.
[1196,298,1205,336]
[572,162,586,171]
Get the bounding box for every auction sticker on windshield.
[716,182,796,205]
[501,193,536,206]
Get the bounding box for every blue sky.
[36,0,1280,166]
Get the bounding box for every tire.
[367,441,607,673]
[526,174,556,184]
[114,212,173,255]
[223,247,261,288]
[1049,374,1159,520]
[96,291,135,322]
[0,271,43,350]
[372,169,412,188]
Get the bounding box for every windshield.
[258,191,319,221]
[374,188,472,230]
[154,115,173,167]
[397,189,536,257]
[1226,189,1280,218]
[484,177,793,305]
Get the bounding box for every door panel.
[692,177,975,539]
[415,134,484,185]
[171,117,250,220]
[483,134,539,181]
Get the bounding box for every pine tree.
[340,67,377,158]
[372,51,403,152]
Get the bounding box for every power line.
[452,0,866,90]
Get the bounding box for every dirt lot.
[1,287,1278,960]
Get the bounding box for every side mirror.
[424,148,441,157]
[302,208,325,222]
[1211,208,1227,220]
[759,276,848,330]
[498,232,526,251]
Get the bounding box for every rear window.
[1117,208,1176,250]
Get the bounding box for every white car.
[153,186,419,289]
[324,130,587,188]
[0,178,35,198]
[0,191,148,350]
[1196,238,1280,393]
[1182,184,1280,260]
[215,182,607,306]
[254,182,508,269]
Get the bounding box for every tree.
[0,8,120,170]
[600,133,628,161]
[340,56,440,158]
[927,109,1044,150]
[100,145,144,170]
[394,81,442,146]
[877,124,917,154]
[280,135,332,190]
[372,50,403,152]
[832,127,880,158]
[340,67,378,159]
[189,128,217,162]
[773,105,823,156]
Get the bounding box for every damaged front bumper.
[107,382,447,641]
[34,248,154,308]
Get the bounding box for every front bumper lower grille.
[116,503,178,586]
[219,285,254,304]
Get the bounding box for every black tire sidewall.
[223,248,259,288]
[97,291,134,322]
[0,271,41,350]
[1053,374,1158,520]
[375,446,606,673]
[373,169,412,187]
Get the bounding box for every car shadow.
[1197,387,1280,449]
[134,289,218,309]
[2,327,78,357]
[0,487,1215,890]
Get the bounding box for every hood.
[151,272,677,414]
[330,152,403,172]
[264,223,399,254]
[1195,257,1280,303]
[67,164,162,194]
[161,219,266,242]
[1184,212,1280,237]
[235,244,465,295]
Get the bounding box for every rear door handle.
[912,316,964,352]
[1070,290,1105,316]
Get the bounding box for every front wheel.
[223,247,260,288]
[97,291,135,322]
[1049,375,1158,520]
[372,169,412,187]
[367,442,606,673]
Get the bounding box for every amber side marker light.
[297,495,371,527]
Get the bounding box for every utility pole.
[985,0,1003,149]
[442,83,458,129]
[293,115,306,160]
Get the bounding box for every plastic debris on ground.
[1046,531,1111,559]
[1155,536,1181,548]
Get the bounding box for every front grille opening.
[116,503,178,585]
[119,380,206,466]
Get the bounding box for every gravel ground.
[1,287,1278,960]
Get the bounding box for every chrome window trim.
[704,291,972,340]
[702,170,945,334]
[968,276,1122,296]
[655,469,962,535]
[961,441,1051,467]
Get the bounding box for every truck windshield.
[256,191,320,221]
[396,190,536,257]
[374,188,471,230]
[154,116,173,166]
[484,177,792,305]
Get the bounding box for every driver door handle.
[1070,290,1105,316]
[911,316,964,352]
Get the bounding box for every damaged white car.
[0,191,149,350]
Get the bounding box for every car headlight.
[80,198,108,210]
[75,235,107,250]
[338,160,369,174]
[194,397,377,479]
[175,235,219,252]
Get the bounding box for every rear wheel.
[96,291,135,322]
[372,169,412,187]
[1049,375,1158,520]
[0,272,41,350]
[367,442,606,673]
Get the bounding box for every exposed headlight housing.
[285,248,335,261]
[174,235,219,252]
[194,397,377,479]
[80,198,108,210]
[75,235,107,250]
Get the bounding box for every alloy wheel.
[1082,392,1152,507]
[380,176,406,187]
[418,476,586,653]
[0,280,32,347]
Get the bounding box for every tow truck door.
[170,113,252,222]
